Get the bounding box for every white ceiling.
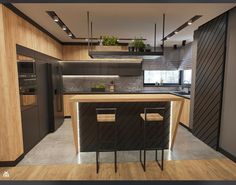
[13,3,235,46]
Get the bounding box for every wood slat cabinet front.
[63,95,74,117]
[179,98,190,128]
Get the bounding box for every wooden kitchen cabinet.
[180,98,190,128]
[63,95,74,117]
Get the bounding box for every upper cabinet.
[60,59,143,76]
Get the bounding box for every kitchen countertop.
[70,93,184,103]
[63,90,191,99]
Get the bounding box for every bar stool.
[139,107,165,171]
[96,108,118,173]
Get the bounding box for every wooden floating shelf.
[89,51,164,58]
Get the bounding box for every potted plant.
[128,41,135,52]
[133,38,145,52]
[91,83,106,92]
[102,36,118,46]
[145,44,151,52]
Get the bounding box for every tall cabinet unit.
[16,45,64,155]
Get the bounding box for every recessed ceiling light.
[62,25,67,31]
[68,33,72,37]
[162,15,201,42]
[53,16,59,22]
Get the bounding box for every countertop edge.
[63,91,190,100]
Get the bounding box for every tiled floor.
[18,119,224,166]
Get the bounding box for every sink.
[174,91,190,95]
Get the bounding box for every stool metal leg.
[140,119,146,172]
[96,151,99,173]
[143,120,146,172]
[155,120,164,171]
[114,150,117,173]
[161,121,164,171]
[155,149,158,161]
[96,122,99,173]
[114,121,118,173]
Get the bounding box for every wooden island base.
[69,94,184,153]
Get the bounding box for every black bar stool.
[96,108,118,173]
[139,107,165,171]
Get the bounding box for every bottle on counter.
[109,81,115,92]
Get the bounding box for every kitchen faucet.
[182,80,191,94]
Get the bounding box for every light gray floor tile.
[18,119,225,166]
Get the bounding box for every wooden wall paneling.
[192,13,227,150]
[0,5,63,163]
[0,4,24,162]
[62,45,91,60]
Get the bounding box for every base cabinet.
[21,106,40,153]
[180,99,190,128]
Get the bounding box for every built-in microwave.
[17,61,36,78]
[17,60,37,109]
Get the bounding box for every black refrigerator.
[48,62,64,132]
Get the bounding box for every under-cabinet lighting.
[63,75,120,78]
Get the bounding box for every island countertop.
[70,93,184,103]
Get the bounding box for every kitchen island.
[69,94,184,153]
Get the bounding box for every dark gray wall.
[63,45,193,92]
[219,7,236,158]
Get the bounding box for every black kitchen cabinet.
[118,63,141,76]
[61,61,142,76]
[36,62,50,139]
[21,106,40,153]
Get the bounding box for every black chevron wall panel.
[78,102,170,152]
[193,13,227,150]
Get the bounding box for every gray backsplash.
[63,75,180,92]
[63,75,143,92]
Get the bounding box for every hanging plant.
[133,37,145,52]
[102,36,118,46]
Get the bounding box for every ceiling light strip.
[46,11,76,39]
[162,15,202,41]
